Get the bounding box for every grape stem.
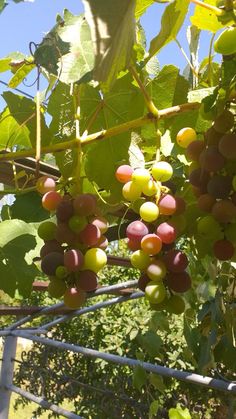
[190,0,226,15]
[0,102,200,162]
[129,65,159,118]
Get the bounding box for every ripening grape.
[166,271,191,293]
[197,194,216,213]
[166,295,185,314]
[132,168,151,186]
[79,224,101,246]
[83,248,107,273]
[55,223,77,245]
[176,127,197,148]
[64,287,86,309]
[127,238,141,251]
[42,191,62,211]
[213,109,234,133]
[218,133,236,160]
[68,215,87,233]
[73,194,97,216]
[197,215,223,240]
[141,234,162,255]
[38,221,57,241]
[207,175,232,199]
[126,220,149,243]
[213,239,234,260]
[130,250,151,270]
[212,199,236,223]
[115,165,133,183]
[204,126,223,146]
[142,179,160,197]
[151,161,173,182]
[122,181,142,201]
[36,176,56,194]
[145,281,166,304]
[48,278,67,299]
[199,146,225,172]
[156,222,177,244]
[94,235,108,250]
[163,249,188,273]
[186,140,205,161]
[214,27,236,56]
[158,194,176,216]
[76,270,98,292]
[56,198,74,222]
[41,252,64,276]
[189,168,210,189]
[146,259,167,281]
[139,201,159,222]
[55,265,68,279]
[90,216,109,234]
[224,223,236,244]
[40,240,64,258]
[64,249,84,272]
[138,273,150,291]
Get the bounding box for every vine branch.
[190,0,226,15]
[129,65,159,117]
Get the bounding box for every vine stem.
[190,0,226,15]
[0,186,36,195]
[35,69,41,178]
[175,39,199,79]
[0,102,201,162]
[207,33,216,87]
[129,65,159,117]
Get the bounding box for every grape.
[146,260,167,281]
[205,126,223,146]
[212,199,236,223]
[55,265,69,279]
[207,175,232,199]
[213,239,234,260]
[151,161,173,182]
[127,238,141,251]
[197,194,216,213]
[41,252,64,276]
[40,240,64,258]
[64,249,84,272]
[145,281,166,304]
[218,133,236,160]
[170,215,187,236]
[174,196,186,215]
[141,234,162,255]
[130,250,151,270]
[42,191,62,211]
[68,215,87,233]
[167,295,185,314]
[48,278,67,299]
[139,201,159,222]
[199,146,225,172]
[38,221,57,241]
[76,270,98,292]
[90,216,109,234]
[83,248,107,273]
[73,194,97,216]
[36,176,56,194]
[166,271,191,293]
[189,168,210,189]
[214,27,236,56]
[79,224,101,246]
[163,249,188,273]
[94,235,108,250]
[224,223,236,244]
[197,215,223,240]
[122,181,142,201]
[55,223,77,245]
[156,222,177,244]
[176,127,197,148]
[213,109,234,133]
[56,198,74,222]
[131,197,146,214]
[126,220,149,242]
[115,165,133,183]
[132,168,151,186]
[142,179,160,197]
[186,140,205,161]
[138,273,150,291]
[64,287,86,309]
[158,194,176,216]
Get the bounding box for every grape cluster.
[115,163,191,314]
[181,109,236,261]
[36,177,108,309]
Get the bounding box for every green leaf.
[0,107,31,149]
[132,365,148,391]
[148,0,189,60]
[138,331,163,357]
[169,405,191,419]
[188,87,216,103]
[149,373,166,392]
[190,0,224,32]
[57,11,94,84]
[135,0,155,19]
[47,82,75,139]
[0,220,40,297]
[82,0,136,88]
[149,400,160,418]
[8,61,35,88]
[0,0,7,13]
[11,192,49,222]
[55,149,78,180]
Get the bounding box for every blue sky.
[0,0,213,108]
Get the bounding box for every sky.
[0,0,214,109]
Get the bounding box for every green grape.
[176,127,197,148]
[55,265,69,279]
[145,281,166,304]
[214,27,236,56]
[142,179,160,197]
[131,168,151,186]
[197,215,223,240]
[122,181,142,201]
[69,215,87,233]
[151,161,173,182]
[64,287,86,309]
[83,248,107,273]
[166,295,185,314]
[38,221,57,241]
[130,250,151,270]
[48,277,67,299]
[146,259,167,281]
[36,176,56,194]
[139,201,159,222]
[224,222,236,244]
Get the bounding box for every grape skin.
[41,252,65,276]
[64,249,84,272]
[115,165,133,183]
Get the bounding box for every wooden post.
[0,335,17,419]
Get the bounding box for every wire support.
[9,331,236,394]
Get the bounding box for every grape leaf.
[147,0,189,61]
[8,61,35,88]
[132,365,148,391]
[135,0,155,19]
[0,220,40,297]
[82,0,136,88]
[190,0,224,32]
[169,405,191,419]
[0,107,31,149]
[47,82,75,139]
[10,192,48,222]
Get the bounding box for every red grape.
[64,249,84,272]
[156,222,177,244]
[115,165,133,183]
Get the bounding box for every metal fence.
[0,279,236,419]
